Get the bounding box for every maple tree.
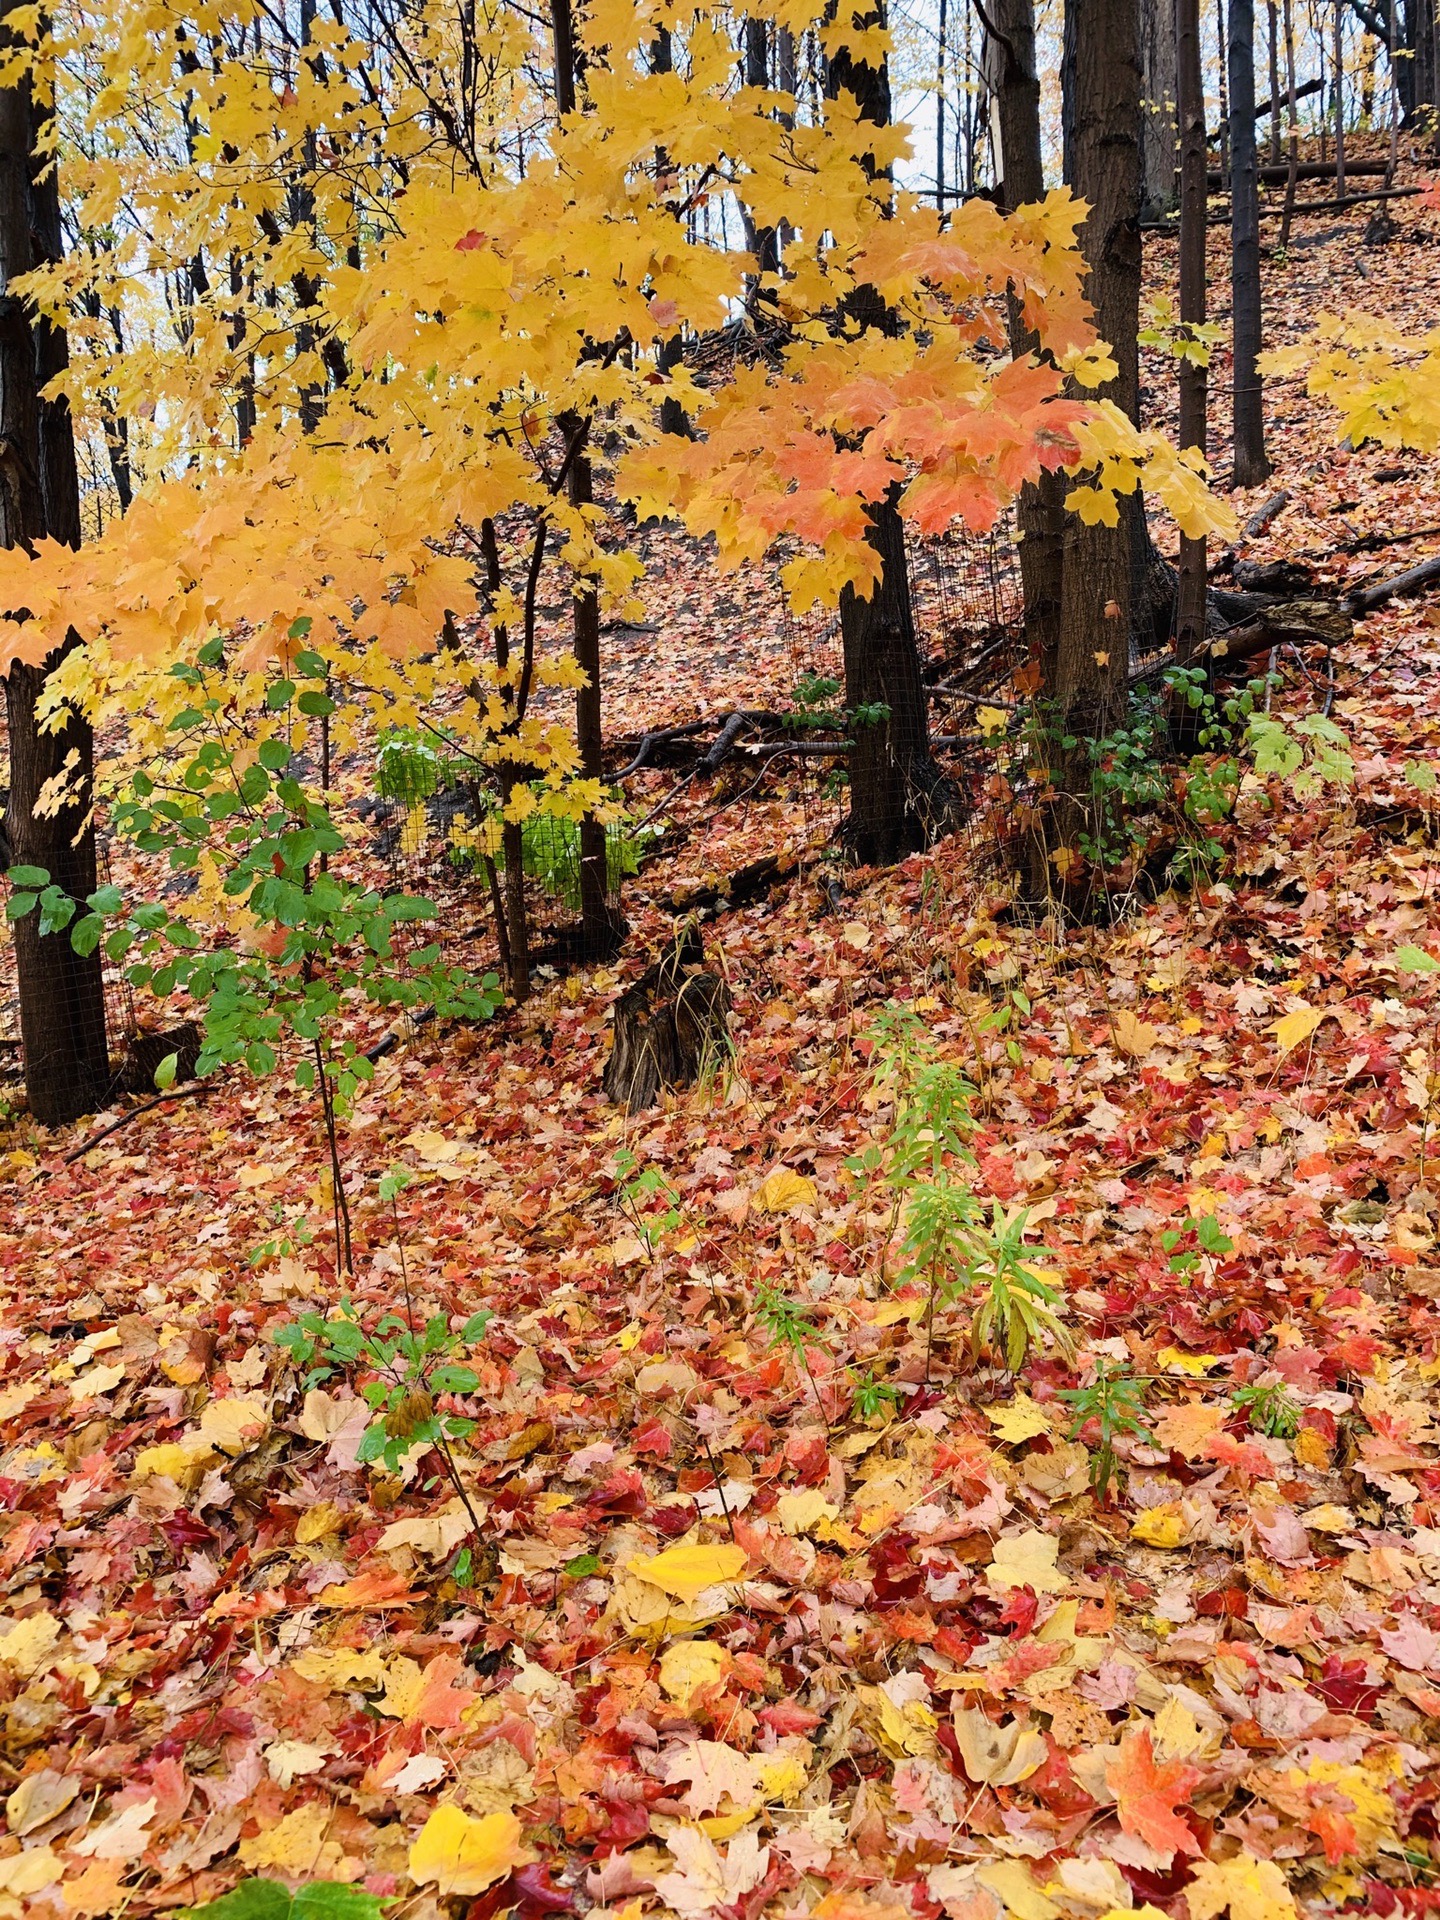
[0,8,1438,1920]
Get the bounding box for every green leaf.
[6,865,49,889]
[287,615,313,640]
[1398,944,1440,975]
[565,1553,602,1578]
[266,679,296,710]
[297,690,336,718]
[5,893,36,920]
[185,1878,389,1920]
[153,1051,179,1092]
[258,738,291,772]
[86,884,123,914]
[70,913,105,957]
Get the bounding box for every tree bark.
[984,0,1064,692]
[0,24,109,1125]
[1176,0,1208,662]
[825,0,959,863]
[1048,0,1143,893]
[1140,0,1180,216]
[1230,0,1272,484]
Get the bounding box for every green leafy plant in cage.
[450,787,652,913]
[374,726,462,806]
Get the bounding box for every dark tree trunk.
[1176,0,1208,662]
[0,30,109,1125]
[1047,0,1143,890]
[566,437,621,957]
[825,1,959,862]
[551,0,621,957]
[984,0,1064,692]
[1140,0,1180,215]
[1229,0,1271,485]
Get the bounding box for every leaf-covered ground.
[5,175,1440,1920]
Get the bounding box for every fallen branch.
[63,1080,217,1165]
[1243,490,1291,538]
[614,718,710,779]
[1343,551,1440,616]
[699,711,750,773]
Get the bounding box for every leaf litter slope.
[3,191,1440,1920]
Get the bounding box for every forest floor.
[2,154,1440,1920]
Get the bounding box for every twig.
[63,1080,216,1164]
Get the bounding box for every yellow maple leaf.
[1184,1853,1297,1920]
[1152,1403,1224,1457]
[659,1639,729,1706]
[1132,1503,1189,1549]
[987,1394,1052,1445]
[986,1529,1068,1594]
[753,1166,818,1214]
[628,1542,748,1604]
[1271,1004,1328,1055]
[198,1395,270,1455]
[976,705,1008,737]
[0,1611,61,1676]
[408,1804,532,1896]
[1112,1010,1160,1058]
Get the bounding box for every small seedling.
[850,1367,901,1421]
[276,1295,492,1536]
[754,1282,829,1423]
[1059,1360,1152,1501]
[1231,1380,1300,1439]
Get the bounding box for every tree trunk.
[1139,0,1180,216]
[1176,0,1208,663]
[1230,0,1272,484]
[1047,0,1143,896]
[0,35,109,1125]
[566,437,621,957]
[984,0,1064,692]
[825,1,959,862]
[1279,0,1300,249]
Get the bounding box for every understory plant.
[10,647,501,1269]
[1059,1359,1152,1501]
[854,1003,1071,1380]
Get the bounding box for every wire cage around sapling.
[368,727,648,973]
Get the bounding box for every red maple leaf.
[1105,1726,1202,1859]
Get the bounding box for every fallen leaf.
[407,1804,532,1897]
[627,1541,748,1603]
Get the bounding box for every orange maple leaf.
[1106,1725,1202,1859]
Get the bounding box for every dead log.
[1343,552,1440,617]
[1233,556,1313,594]
[1242,490,1291,538]
[1208,596,1353,667]
[602,929,731,1112]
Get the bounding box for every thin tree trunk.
[0,19,109,1125]
[1176,0,1208,666]
[1268,0,1283,158]
[1139,0,1180,215]
[551,0,620,955]
[1218,0,1231,176]
[1230,0,1272,483]
[1049,0,1143,897]
[984,0,1064,691]
[1279,0,1300,247]
[937,0,948,205]
[1335,0,1347,196]
[825,0,959,863]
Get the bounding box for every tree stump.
[116,1022,202,1095]
[602,929,730,1112]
